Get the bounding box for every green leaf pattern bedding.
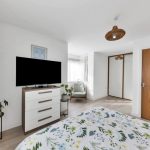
[16,107,150,150]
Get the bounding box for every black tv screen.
[16,57,61,86]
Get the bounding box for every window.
[68,57,88,82]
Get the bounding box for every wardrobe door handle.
[38,116,52,122]
[38,99,52,103]
[38,107,52,113]
[38,91,52,94]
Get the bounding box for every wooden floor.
[0,96,132,150]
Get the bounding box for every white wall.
[86,52,107,100]
[0,23,68,131]
[86,52,94,99]
[132,48,142,117]
[93,52,108,100]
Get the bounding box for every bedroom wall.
[93,52,108,100]
[86,52,94,100]
[86,52,108,100]
[0,23,68,131]
[132,48,142,117]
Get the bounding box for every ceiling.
[0,0,150,55]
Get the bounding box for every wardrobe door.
[109,57,123,97]
[124,54,133,100]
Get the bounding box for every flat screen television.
[16,57,61,86]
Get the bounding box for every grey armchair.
[71,81,86,100]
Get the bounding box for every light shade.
[105,26,126,41]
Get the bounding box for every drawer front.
[25,96,60,111]
[25,104,60,121]
[25,104,60,132]
[25,112,60,132]
[37,113,60,128]
[25,88,61,101]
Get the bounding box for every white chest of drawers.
[22,87,61,133]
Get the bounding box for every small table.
[61,99,69,116]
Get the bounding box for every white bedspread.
[16,107,150,150]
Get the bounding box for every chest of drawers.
[22,87,61,133]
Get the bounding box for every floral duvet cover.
[16,107,150,150]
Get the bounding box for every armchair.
[71,81,86,100]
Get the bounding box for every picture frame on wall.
[31,45,47,60]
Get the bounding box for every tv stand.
[36,85,48,88]
[22,86,61,134]
[34,85,58,89]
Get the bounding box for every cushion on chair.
[72,92,86,98]
[73,82,85,92]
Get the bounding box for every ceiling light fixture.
[115,54,124,60]
[105,15,126,41]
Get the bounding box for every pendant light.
[105,15,126,41]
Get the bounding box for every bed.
[16,107,150,150]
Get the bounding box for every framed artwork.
[31,45,47,60]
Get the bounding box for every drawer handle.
[38,116,52,122]
[38,91,52,94]
[38,107,52,113]
[38,99,52,103]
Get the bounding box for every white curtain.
[68,58,88,82]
